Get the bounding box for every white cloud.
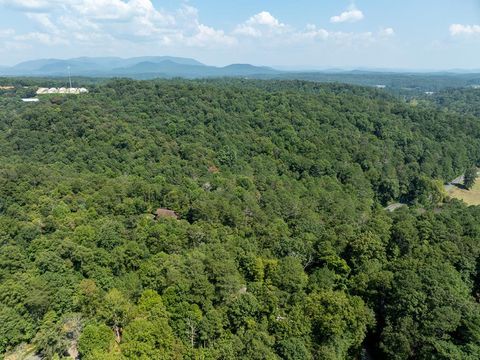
[174,5,236,47]
[330,6,364,23]
[249,11,282,27]
[450,24,480,36]
[0,28,15,37]
[302,25,330,41]
[0,2,394,58]
[185,24,236,47]
[70,0,173,24]
[0,0,65,11]
[14,31,66,45]
[58,15,99,32]
[2,1,234,49]
[379,27,395,37]
[234,11,288,38]
[27,13,60,33]
[235,15,388,48]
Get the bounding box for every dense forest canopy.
[0,79,479,359]
[428,88,480,117]
[267,72,480,93]
[2,71,480,93]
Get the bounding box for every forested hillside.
[429,88,480,117]
[269,72,480,92]
[0,79,479,359]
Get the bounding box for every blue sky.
[0,0,479,69]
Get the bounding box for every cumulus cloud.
[186,24,236,47]
[234,11,288,37]
[234,12,390,48]
[3,0,235,48]
[1,2,393,54]
[70,0,173,24]
[330,6,364,23]
[173,5,236,47]
[302,25,330,41]
[450,24,480,36]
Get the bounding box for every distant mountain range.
[2,56,480,92]
[0,56,281,78]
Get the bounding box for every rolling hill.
[0,56,280,78]
[0,78,479,359]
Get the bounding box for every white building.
[36,87,89,95]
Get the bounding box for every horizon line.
[1,56,480,74]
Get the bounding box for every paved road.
[449,175,465,185]
[445,175,464,191]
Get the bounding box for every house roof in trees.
[155,208,179,219]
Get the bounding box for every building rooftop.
[36,87,89,95]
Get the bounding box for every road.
[444,175,464,192]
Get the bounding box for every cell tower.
[67,66,72,90]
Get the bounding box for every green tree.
[464,166,477,190]
[33,311,66,359]
[121,290,180,359]
[306,290,374,360]
[99,289,133,343]
[78,323,115,359]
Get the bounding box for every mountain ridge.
[0,56,280,78]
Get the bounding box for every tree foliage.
[464,165,477,190]
[0,79,479,359]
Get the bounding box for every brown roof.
[155,208,179,220]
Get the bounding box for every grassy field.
[447,179,480,206]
